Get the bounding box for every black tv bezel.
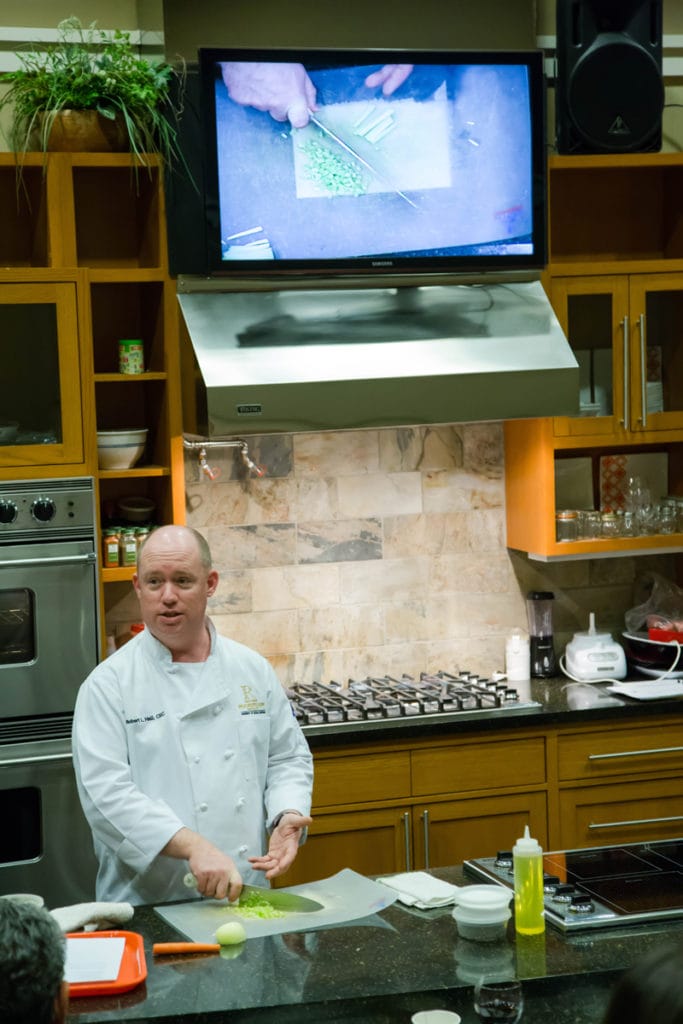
[198,46,548,281]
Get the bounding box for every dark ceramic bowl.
[622,631,683,677]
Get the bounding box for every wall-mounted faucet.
[183,436,265,481]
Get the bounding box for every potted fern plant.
[0,16,185,168]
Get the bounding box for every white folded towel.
[377,871,459,909]
[50,901,134,933]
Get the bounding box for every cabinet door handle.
[589,814,683,830]
[588,745,683,761]
[403,811,411,871]
[422,809,430,869]
[638,312,647,428]
[622,314,629,431]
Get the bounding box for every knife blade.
[182,872,323,913]
[307,113,418,209]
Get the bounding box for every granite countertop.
[302,676,683,747]
[66,865,683,1024]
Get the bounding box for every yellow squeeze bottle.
[513,824,545,935]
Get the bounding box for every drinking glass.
[473,977,524,1023]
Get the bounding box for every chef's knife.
[182,872,323,913]
[308,113,418,209]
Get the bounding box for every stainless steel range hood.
[177,277,578,436]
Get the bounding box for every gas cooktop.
[464,839,683,931]
[287,671,541,736]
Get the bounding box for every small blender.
[526,591,557,678]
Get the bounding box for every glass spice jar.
[102,528,120,567]
[555,509,579,542]
[601,511,621,539]
[119,528,138,567]
[581,510,602,539]
[135,525,151,553]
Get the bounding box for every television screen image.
[199,48,546,277]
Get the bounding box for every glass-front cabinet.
[0,274,87,473]
[550,274,683,443]
[505,153,683,558]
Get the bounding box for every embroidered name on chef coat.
[238,684,266,716]
[125,711,166,725]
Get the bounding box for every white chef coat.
[72,621,313,905]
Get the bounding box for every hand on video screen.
[364,64,414,95]
[220,62,317,127]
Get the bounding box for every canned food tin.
[118,339,144,374]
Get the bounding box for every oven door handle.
[0,553,96,569]
[0,751,72,767]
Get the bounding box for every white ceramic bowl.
[97,428,148,470]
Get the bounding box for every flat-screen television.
[197,47,547,280]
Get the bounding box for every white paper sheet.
[65,936,125,984]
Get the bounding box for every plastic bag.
[625,572,683,634]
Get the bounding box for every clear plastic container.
[452,885,512,942]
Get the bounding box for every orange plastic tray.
[66,930,147,998]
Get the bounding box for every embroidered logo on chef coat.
[238,684,266,716]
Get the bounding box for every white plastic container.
[452,885,512,942]
[505,629,530,682]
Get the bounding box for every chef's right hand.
[189,846,243,903]
[164,828,243,902]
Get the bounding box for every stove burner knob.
[31,497,56,523]
[568,893,595,914]
[494,850,513,868]
[543,874,561,893]
[0,499,18,524]
[552,884,577,903]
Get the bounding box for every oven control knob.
[0,499,18,524]
[31,497,56,523]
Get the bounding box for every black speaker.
[556,0,664,154]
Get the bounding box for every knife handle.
[153,942,220,955]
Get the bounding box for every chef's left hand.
[248,812,313,879]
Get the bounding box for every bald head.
[138,526,212,571]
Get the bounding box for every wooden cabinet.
[281,712,683,886]
[504,154,683,559]
[282,730,550,885]
[0,153,185,644]
[553,718,683,848]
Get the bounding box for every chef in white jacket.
[72,525,313,906]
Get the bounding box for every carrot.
[153,942,220,955]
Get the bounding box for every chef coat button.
[223,751,231,760]
[198,803,208,813]
[238,844,249,856]
[194,756,200,764]
[237,797,246,808]
[213,705,222,716]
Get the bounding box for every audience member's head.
[603,943,683,1024]
[0,898,68,1024]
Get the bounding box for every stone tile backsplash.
[106,423,673,681]
[175,423,675,686]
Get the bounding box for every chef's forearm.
[161,826,202,860]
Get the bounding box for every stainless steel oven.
[0,477,100,907]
